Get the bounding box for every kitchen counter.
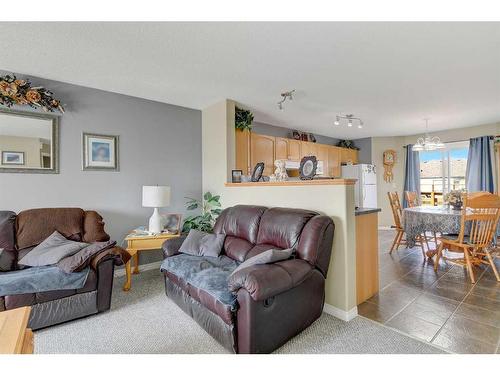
[225,179,356,187]
[355,208,381,216]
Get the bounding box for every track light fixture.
[277,90,295,110]
[334,114,363,129]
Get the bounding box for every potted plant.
[235,106,254,132]
[182,192,222,233]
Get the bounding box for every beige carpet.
[34,269,445,354]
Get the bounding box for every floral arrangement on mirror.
[0,74,64,113]
[444,190,464,210]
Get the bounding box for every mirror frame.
[0,108,60,174]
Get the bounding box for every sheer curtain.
[466,136,494,193]
[403,144,420,208]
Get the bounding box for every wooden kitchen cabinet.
[328,146,342,177]
[356,212,379,304]
[300,141,317,158]
[316,144,329,176]
[235,129,251,174]
[250,133,275,175]
[287,140,301,161]
[275,137,288,160]
[340,148,358,164]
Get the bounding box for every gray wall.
[353,137,372,164]
[0,71,202,264]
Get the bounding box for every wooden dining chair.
[434,192,500,283]
[388,191,426,256]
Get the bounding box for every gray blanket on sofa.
[160,254,239,309]
[0,265,89,297]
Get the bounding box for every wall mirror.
[0,109,59,173]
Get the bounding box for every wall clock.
[383,149,396,182]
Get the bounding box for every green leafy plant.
[235,106,254,131]
[182,192,222,233]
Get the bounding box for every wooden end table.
[0,306,34,354]
[123,232,180,291]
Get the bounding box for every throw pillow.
[230,248,294,276]
[57,240,116,273]
[18,231,89,267]
[178,229,225,257]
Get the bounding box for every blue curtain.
[466,136,494,192]
[403,144,421,208]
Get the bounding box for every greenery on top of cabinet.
[235,107,254,131]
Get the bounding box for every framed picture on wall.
[1,151,25,165]
[82,133,119,171]
[162,213,182,234]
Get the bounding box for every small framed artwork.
[162,213,182,234]
[251,162,265,182]
[82,133,119,171]
[299,156,317,180]
[1,151,25,165]
[232,169,243,183]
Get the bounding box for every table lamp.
[142,185,170,234]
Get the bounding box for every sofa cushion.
[0,211,16,271]
[161,254,239,323]
[214,205,266,245]
[3,268,97,309]
[178,230,225,257]
[18,231,89,267]
[221,236,254,262]
[256,207,317,249]
[16,208,85,250]
[57,240,116,273]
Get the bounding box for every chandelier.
[413,118,445,151]
[334,114,363,129]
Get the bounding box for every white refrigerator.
[341,164,378,209]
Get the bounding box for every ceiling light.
[413,118,445,151]
[277,89,295,110]
[334,114,363,129]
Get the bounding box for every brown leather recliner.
[162,205,334,353]
[0,208,128,330]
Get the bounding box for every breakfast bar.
[222,179,381,319]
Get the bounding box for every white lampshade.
[142,186,170,208]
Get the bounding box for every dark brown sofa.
[162,205,334,353]
[0,208,128,330]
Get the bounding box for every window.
[419,141,469,206]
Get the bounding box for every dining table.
[403,205,463,249]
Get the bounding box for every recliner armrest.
[162,235,187,258]
[228,258,313,302]
[90,245,130,271]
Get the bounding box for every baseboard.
[378,226,395,230]
[113,260,163,277]
[323,303,358,321]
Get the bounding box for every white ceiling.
[1,22,499,139]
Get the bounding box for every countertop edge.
[225,179,357,187]
[355,208,382,216]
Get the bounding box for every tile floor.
[358,229,500,354]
